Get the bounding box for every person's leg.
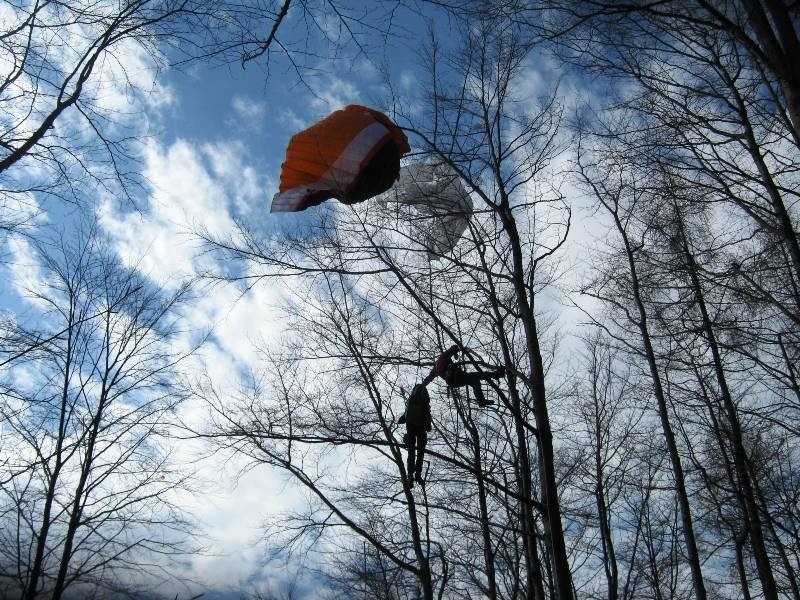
[406,431,417,485]
[488,366,505,379]
[470,382,492,406]
[463,370,503,384]
[461,371,501,406]
[414,430,428,484]
[459,373,492,406]
[448,369,494,406]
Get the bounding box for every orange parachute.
[271,105,411,212]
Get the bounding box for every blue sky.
[1,5,788,598]
[0,3,601,597]
[1,5,445,597]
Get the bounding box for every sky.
[0,3,602,598]
[1,5,439,598]
[96,65,376,600]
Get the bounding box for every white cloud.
[97,136,297,592]
[275,106,310,133]
[0,191,45,236]
[231,96,267,126]
[87,37,170,115]
[399,69,418,94]
[308,75,362,115]
[205,140,267,216]
[5,235,48,307]
[177,460,304,589]
[98,139,238,287]
[1,3,169,145]
[98,133,286,390]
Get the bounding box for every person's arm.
[444,344,460,359]
[422,368,436,386]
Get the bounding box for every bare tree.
[397,14,575,598]
[0,222,197,599]
[663,197,780,597]
[575,137,710,600]
[198,276,442,599]
[565,331,649,600]
[547,5,800,594]
[196,7,577,599]
[573,92,800,596]
[531,0,800,142]
[526,0,800,319]
[1,1,202,203]
[177,2,800,598]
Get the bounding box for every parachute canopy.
[380,161,473,257]
[271,105,411,213]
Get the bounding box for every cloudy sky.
[0,5,432,599]
[100,36,408,600]
[0,3,598,597]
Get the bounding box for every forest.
[1,1,798,599]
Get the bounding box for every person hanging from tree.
[397,383,432,488]
[422,344,505,407]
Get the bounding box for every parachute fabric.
[271,105,410,212]
[380,161,473,256]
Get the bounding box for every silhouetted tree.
[0,222,197,599]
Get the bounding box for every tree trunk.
[51,385,109,600]
[477,243,547,600]
[740,0,800,141]
[25,316,76,600]
[675,210,779,600]
[463,411,498,599]
[610,208,708,600]
[500,207,574,600]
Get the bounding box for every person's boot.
[474,386,493,407]
[491,366,506,380]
